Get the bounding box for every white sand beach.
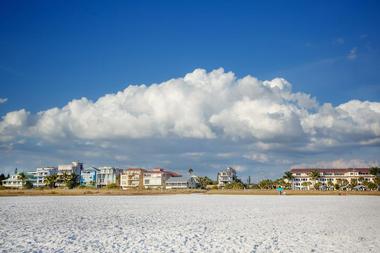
[0,195,379,252]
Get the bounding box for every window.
[145,179,150,185]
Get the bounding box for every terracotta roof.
[126,168,146,171]
[290,168,370,173]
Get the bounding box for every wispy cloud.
[333,37,345,45]
[347,47,357,60]
[0,98,8,104]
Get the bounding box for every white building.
[290,168,377,190]
[2,174,24,188]
[31,167,58,187]
[97,167,122,187]
[57,161,83,186]
[217,167,237,187]
[143,168,180,189]
[2,172,36,189]
[165,175,199,189]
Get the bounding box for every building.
[165,175,200,189]
[120,168,146,189]
[57,161,83,186]
[2,173,36,189]
[143,168,180,189]
[97,167,122,187]
[290,168,377,190]
[217,167,237,187]
[2,174,24,188]
[80,166,99,187]
[31,167,58,187]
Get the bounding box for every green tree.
[314,182,322,190]
[197,176,215,189]
[24,180,33,189]
[369,167,379,176]
[60,172,78,189]
[17,172,27,188]
[308,170,320,184]
[45,174,58,188]
[106,183,118,189]
[283,171,294,184]
[224,181,245,190]
[351,178,358,187]
[258,179,275,189]
[301,181,311,189]
[374,177,380,187]
[367,182,377,191]
[358,177,365,184]
[0,173,6,185]
[188,168,194,175]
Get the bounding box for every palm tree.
[308,170,320,189]
[283,171,294,189]
[301,181,311,190]
[358,177,365,185]
[17,172,27,188]
[188,168,194,176]
[350,178,358,187]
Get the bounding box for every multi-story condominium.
[165,175,199,189]
[80,166,99,187]
[120,168,146,189]
[57,161,83,186]
[290,168,376,190]
[143,168,180,189]
[31,167,58,187]
[217,167,237,187]
[2,173,36,188]
[97,167,122,187]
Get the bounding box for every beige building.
[120,167,180,189]
[290,168,376,190]
[120,168,146,189]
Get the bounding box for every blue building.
[80,166,99,187]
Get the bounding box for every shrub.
[24,181,33,189]
[106,183,118,189]
[224,181,245,190]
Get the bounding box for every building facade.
[80,166,99,187]
[97,167,122,187]
[31,167,58,187]
[165,175,199,189]
[143,168,180,189]
[57,161,83,186]
[217,167,237,187]
[120,168,146,189]
[2,174,24,188]
[290,168,376,190]
[2,173,36,188]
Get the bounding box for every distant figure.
[276,186,284,195]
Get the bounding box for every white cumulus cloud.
[0,68,379,149]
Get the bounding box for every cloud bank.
[0,68,379,176]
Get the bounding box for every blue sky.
[0,1,379,179]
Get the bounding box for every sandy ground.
[0,195,379,252]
